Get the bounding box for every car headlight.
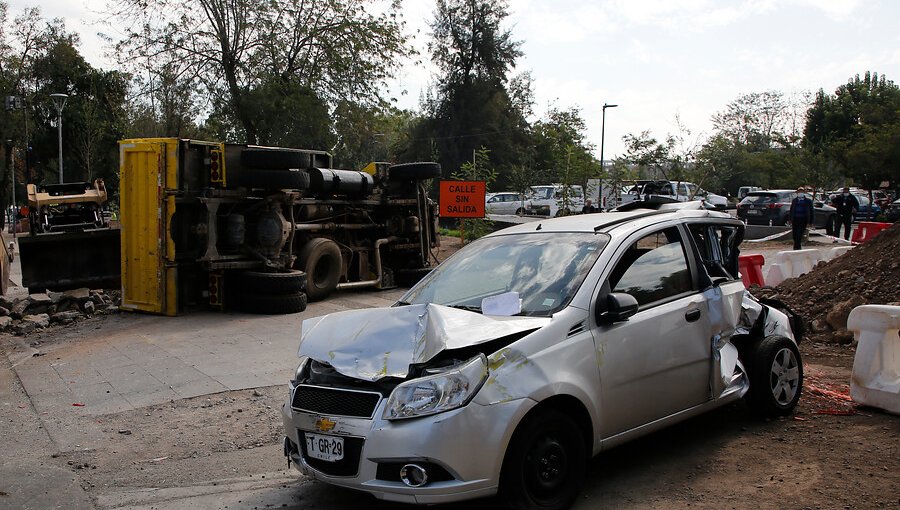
[383,354,488,421]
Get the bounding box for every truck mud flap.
[19,229,121,292]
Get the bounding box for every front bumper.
[281,388,533,504]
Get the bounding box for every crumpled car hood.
[298,303,549,382]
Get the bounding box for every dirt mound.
[752,222,900,343]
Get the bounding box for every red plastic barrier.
[738,254,765,288]
[851,222,891,243]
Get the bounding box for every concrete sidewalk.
[3,288,405,453]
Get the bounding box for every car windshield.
[402,232,608,316]
[744,193,779,204]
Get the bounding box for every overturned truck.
[119,139,440,316]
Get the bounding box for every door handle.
[685,309,702,322]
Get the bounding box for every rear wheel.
[241,148,312,170]
[233,270,306,295]
[235,291,307,314]
[745,335,803,417]
[387,162,441,181]
[297,238,342,301]
[244,168,310,190]
[499,409,587,510]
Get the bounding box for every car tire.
[745,335,803,418]
[297,238,342,301]
[387,162,441,181]
[243,168,310,190]
[515,207,523,216]
[233,270,306,295]
[498,408,587,510]
[241,148,312,170]
[235,291,308,314]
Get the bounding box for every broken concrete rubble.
[0,288,121,335]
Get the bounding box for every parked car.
[852,194,881,221]
[737,190,836,232]
[485,192,525,215]
[886,198,900,222]
[523,184,584,217]
[625,180,727,208]
[281,201,804,509]
[737,186,763,200]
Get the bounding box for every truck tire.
[388,162,441,181]
[297,238,342,301]
[244,168,310,190]
[241,148,312,170]
[236,291,308,314]
[233,270,306,295]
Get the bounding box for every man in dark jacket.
[830,187,859,240]
[789,188,814,250]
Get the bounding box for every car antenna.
[535,223,542,231]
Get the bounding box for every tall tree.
[804,71,900,191]
[108,0,411,145]
[410,0,530,179]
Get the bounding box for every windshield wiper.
[394,300,411,307]
[446,304,482,313]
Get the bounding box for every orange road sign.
[439,180,486,218]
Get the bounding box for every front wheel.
[745,335,803,417]
[498,409,587,510]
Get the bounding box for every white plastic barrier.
[766,249,822,286]
[848,305,900,414]
[823,245,854,262]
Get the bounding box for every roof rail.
[593,209,676,232]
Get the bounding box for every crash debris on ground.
[752,222,900,344]
[0,288,121,335]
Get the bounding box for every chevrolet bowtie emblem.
[315,417,336,432]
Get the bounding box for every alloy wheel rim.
[769,347,800,405]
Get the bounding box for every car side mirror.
[597,292,639,324]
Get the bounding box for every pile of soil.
[752,222,900,344]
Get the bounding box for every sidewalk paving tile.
[170,377,230,399]
[123,387,180,409]
[213,372,265,390]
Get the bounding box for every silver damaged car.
[281,201,804,509]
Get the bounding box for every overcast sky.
[9,0,900,160]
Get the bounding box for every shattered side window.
[688,224,740,282]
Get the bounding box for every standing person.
[830,187,859,240]
[788,188,814,250]
[581,199,597,214]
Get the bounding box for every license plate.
[304,432,344,462]
[747,209,761,215]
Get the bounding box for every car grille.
[300,431,364,477]
[291,385,381,418]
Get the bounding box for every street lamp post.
[50,93,68,184]
[600,103,618,170]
